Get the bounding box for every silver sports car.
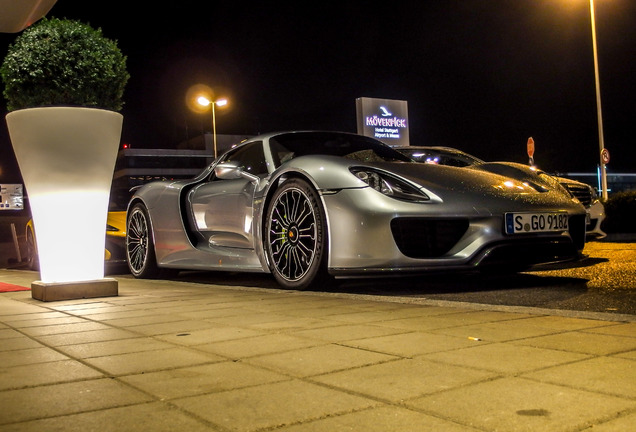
[126,131,586,290]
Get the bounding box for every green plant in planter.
[1,17,129,112]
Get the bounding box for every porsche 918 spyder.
[126,131,586,290]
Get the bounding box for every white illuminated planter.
[0,0,57,33]
[6,107,122,300]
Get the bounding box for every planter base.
[32,278,118,302]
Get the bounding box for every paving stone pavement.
[0,269,635,432]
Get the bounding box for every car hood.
[281,156,583,211]
[383,162,573,204]
[471,162,564,189]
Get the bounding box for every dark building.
[110,133,252,209]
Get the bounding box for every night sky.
[1,0,635,180]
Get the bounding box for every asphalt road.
[328,241,636,317]
[171,241,636,319]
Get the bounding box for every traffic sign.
[601,148,610,165]
[527,137,535,158]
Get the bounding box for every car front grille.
[390,218,469,258]
[561,183,593,207]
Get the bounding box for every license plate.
[505,212,568,234]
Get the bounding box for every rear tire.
[126,203,163,278]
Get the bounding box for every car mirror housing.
[214,162,259,183]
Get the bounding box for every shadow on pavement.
[120,253,633,315]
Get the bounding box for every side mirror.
[214,162,259,182]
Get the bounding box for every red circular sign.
[601,148,610,164]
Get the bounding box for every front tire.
[265,178,331,290]
[126,203,162,278]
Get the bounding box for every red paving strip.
[0,282,30,292]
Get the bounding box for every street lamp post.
[197,96,228,158]
[588,0,609,200]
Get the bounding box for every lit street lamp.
[588,0,609,200]
[197,96,228,158]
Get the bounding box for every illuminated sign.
[356,97,409,146]
[0,184,23,210]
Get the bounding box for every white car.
[555,177,606,240]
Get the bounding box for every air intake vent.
[390,218,469,258]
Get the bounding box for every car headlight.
[350,167,429,202]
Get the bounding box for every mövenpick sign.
[356,97,409,146]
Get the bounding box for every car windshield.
[269,132,412,168]
[397,147,483,167]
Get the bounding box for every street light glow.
[197,96,211,107]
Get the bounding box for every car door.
[188,142,268,249]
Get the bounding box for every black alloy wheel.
[126,203,161,278]
[265,178,330,290]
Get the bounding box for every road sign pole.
[590,0,608,200]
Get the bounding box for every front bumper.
[322,188,586,275]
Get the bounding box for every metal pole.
[590,0,608,200]
[212,102,217,158]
